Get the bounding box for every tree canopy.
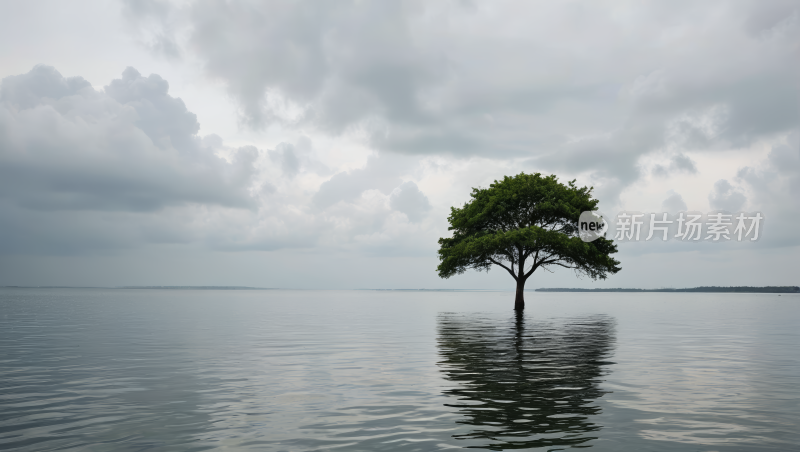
[437,173,621,310]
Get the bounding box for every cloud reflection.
[438,312,616,450]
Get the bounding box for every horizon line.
[1,285,797,292]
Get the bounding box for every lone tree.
[437,173,621,310]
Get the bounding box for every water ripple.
[437,312,615,449]
[1,289,799,451]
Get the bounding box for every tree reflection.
[438,311,616,450]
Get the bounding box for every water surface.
[1,289,798,451]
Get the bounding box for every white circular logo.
[578,211,608,242]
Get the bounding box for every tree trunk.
[514,278,525,310]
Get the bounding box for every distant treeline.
[535,286,800,293]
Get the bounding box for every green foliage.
[437,173,621,283]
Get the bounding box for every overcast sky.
[0,0,798,289]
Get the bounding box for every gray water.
[1,289,798,451]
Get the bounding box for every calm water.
[1,289,798,451]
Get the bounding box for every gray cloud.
[121,0,183,59]
[0,66,258,212]
[152,1,792,207]
[0,65,259,253]
[708,179,747,212]
[390,181,431,222]
[0,65,91,108]
[735,131,800,248]
[653,153,698,177]
[662,190,688,213]
[188,1,445,129]
[268,143,301,178]
[105,67,200,153]
[744,0,800,36]
[671,154,698,173]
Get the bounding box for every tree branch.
[539,258,573,269]
[488,257,517,280]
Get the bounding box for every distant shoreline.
[535,286,799,293]
[0,286,277,290]
[1,286,798,293]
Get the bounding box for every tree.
[437,173,621,310]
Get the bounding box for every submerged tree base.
[514,283,525,310]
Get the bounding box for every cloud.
[133,0,795,210]
[653,153,698,177]
[0,64,92,109]
[0,65,259,212]
[121,0,183,59]
[744,0,800,36]
[105,67,201,153]
[735,131,800,248]
[188,0,445,130]
[0,60,438,258]
[312,154,409,209]
[0,65,259,253]
[390,181,432,222]
[708,179,747,212]
[268,142,301,178]
[662,190,688,213]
